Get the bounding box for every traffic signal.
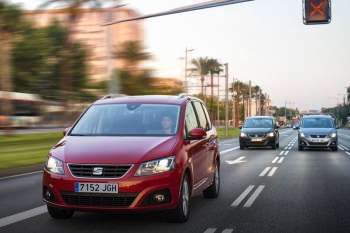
[303,0,331,25]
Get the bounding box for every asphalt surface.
[1,128,350,233]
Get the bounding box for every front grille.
[310,135,327,138]
[248,134,266,138]
[68,164,131,178]
[61,192,136,207]
[309,141,329,146]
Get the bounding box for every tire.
[298,145,304,151]
[169,175,191,223]
[240,144,245,150]
[331,146,338,152]
[203,163,220,199]
[272,141,277,150]
[47,205,74,219]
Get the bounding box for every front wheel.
[331,146,338,152]
[240,144,245,150]
[203,163,220,199]
[47,205,74,219]
[169,175,191,223]
[298,145,304,151]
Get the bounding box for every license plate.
[75,183,118,194]
[311,138,328,143]
[251,138,263,142]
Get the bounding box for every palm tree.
[207,58,222,119]
[191,57,210,95]
[347,86,350,104]
[0,1,24,131]
[117,41,151,71]
[40,0,115,101]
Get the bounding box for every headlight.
[330,132,337,138]
[240,132,247,137]
[45,157,64,175]
[300,132,306,138]
[135,156,175,176]
[267,132,274,137]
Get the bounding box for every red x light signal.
[303,0,331,25]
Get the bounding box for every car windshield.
[301,118,334,128]
[244,118,273,128]
[70,104,180,136]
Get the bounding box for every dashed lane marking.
[243,185,265,208]
[278,157,285,164]
[259,167,271,177]
[279,151,285,156]
[231,185,255,207]
[268,167,278,177]
[272,157,279,163]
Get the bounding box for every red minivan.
[42,95,220,222]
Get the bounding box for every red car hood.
[52,136,177,165]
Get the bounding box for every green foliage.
[0,1,23,33]
[273,107,299,120]
[12,20,92,101]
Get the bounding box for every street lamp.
[184,48,195,94]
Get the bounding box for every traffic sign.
[303,0,331,25]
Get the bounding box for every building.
[25,7,144,82]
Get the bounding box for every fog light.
[43,188,55,202]
[153,194,165,203]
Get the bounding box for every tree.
[12,20,92,102]
[347,86,350,104]
[117,41,151,71]
[207,58,222,119]
[0,1,24,130]
[40,0,115,101]
[191,57,210,95]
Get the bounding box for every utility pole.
[248,80,252,117]
[232,77,235,128]
[184,48,194,94]
[224,63,229,137]
[258,89,262,115]
[285,101,288,124]
[217,73,220,125]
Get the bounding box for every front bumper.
[239,136,276,147]
[42,164,182,212]
[299,137,337,148]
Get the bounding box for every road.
[1,128,350,233]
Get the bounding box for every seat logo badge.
[93,167,103,176]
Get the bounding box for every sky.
[10,0,350,111]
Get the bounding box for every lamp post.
[184,48,194,94]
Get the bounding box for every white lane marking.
[0,171,42,181]
[259,167,271,177]
[220,146,239,154]
[338,145,345,151]
[0,205,47,228]
[243,185,265,208]
[279,151,285,156]
[346,152,350,156]
[284,151,289,156]
[272,157,279,163]
[284,147,289,150]
[278,157,285,164]
[226,156,246,165]
[222,229,234,233]
[231,185,255,207]
[203,228,217,233]
[340,145,349,150]
[268,167,278,176]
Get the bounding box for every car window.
[244,118,273,128]
[70,104,180,136]
[301,118,334,128]
[193,101,210,131]
[185,102,199,135]
[200,103,212,130]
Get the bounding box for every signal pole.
[224,63,229,137]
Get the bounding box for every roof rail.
[178,93,189,99]
[100,94,127,100]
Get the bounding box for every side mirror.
[239,126,242,129]
[276,125,280,129]
[189,128,207,140]
[63,127,71,136]
[295,126,300,130]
